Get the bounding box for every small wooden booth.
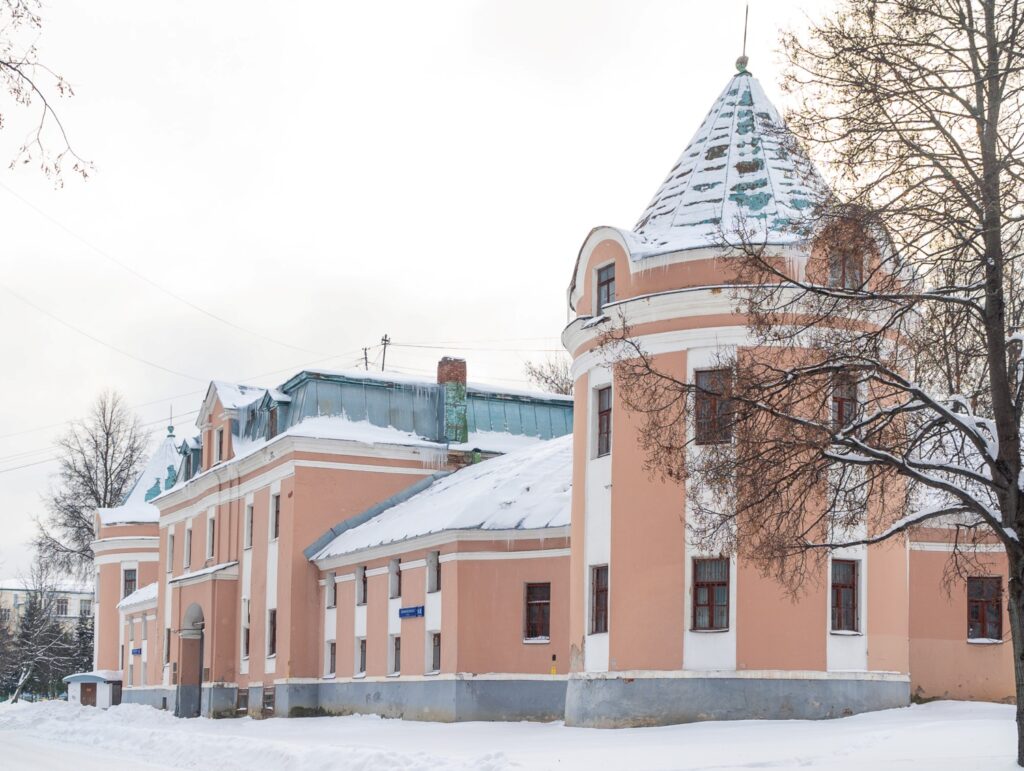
[64,670,122,708]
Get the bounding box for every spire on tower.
[736,3,750,73]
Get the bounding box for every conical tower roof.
[97,426,181,525]
[628,67,821,259]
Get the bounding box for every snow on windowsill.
[424,670,440,677]
[830,630,863,637]
[387,672,400,678]
[322,675,336,680]
[523,638,550,645]
[353,673,366,679]
[690,628,729,634]
[967,638,1004,645]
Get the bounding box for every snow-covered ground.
[0,699,1017,770]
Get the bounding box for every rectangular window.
[267,609,277,656]
[327,641,336,676]
[167,533,175,573]
[79,599,92,617]
[242,599,250,658]
[206,514,216,560]
[0,608,9,623]
[831,560,859,632]
[262,688,275,715]
[129,618,135,642]
[596,386,612,457]
[270,495,281,540]
[164,628,171,665]
[55,598,68,616]
[695,370,733,444]
[596,264,615,314]
[968,576,1002,640]
[357,638,367,675]
[357,567,367,605]
[390,559,402,599]
[590,565,608,634]
[391,635,401,675]
[832,373,858,430]
[214,427,224,463]
[431,632,441,672]
[244,505,253,549]
[828,248,863,289]
[184,526,192,568]
[123,568,137,599]
[268,408,278,438]
[236,690,248,714]
[326,573,337,608]
[693,558,729,631]
[427,551,441,593]
[525,583,551,640]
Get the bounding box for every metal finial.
[736,3,750,72]
[168,406,175,437]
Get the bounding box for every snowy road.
[0,699,1019,770]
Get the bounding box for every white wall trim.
[438,548,570,563]
[96,552,159,565]
[910,541,1006,553]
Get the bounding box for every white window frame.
[244,504,254,550]
[427,551,441,594]
[184,524,192,569]
[325,640,336,677]
[389,559,401,599]
[270,494,281,541]
[167,532,174,573]
[355,636,367,676]
[214,427,224,464]
[388,634,401,676]
[206,511,216,561]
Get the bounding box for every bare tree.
[524,355,574,395]
[598,0,1024,760]
[36,391,148,576]
[0,0,90,181]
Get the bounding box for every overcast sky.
[0,0,817,576]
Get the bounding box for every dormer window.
[214,427,224,464]
[268,407,278,439]
[596,264,615,314]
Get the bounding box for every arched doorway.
[176,603,204,718]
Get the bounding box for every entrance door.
[80,683,96,707]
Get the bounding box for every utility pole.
[363,347,370,371]
[380,334,391,372]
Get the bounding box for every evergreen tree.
[71,612,94,674]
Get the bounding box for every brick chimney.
[437,357,468,444]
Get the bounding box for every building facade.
[0,579,93,633]
[87,61,1015,725]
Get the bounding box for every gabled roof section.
[197,380,266,428]
[630,69,822,259]
[311,435,572,561]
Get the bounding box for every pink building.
[97,358,573,718]
[90,60,1014,725]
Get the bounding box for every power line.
[0,179,328,356]
[2,284,209,383]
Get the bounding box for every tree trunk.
[10,665,33,704]
[1007,551,1024,766]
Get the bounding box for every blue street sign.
[398,606,424,619]
[131,647,142,656]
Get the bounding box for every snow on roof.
[0,577,93,594]
[627,68,824,259]
[117,582,157,610]
[167,561,239,584]
[212,381,266,410]
[98,431,182,526]
[450,430,548,455]
[313,434,572,561]
[63,669,122,683]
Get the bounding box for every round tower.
[560,63,910,727]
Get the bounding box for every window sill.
[967,638,1004,645]
[387,672,401,678]
[241,656,249,661]
[326,605,336,610]
[587,631,608,637]
[266,654,277,660]
[322,674,336,680]
[830,630,862,637]
[425,670,440,677]
[523,638,550,645]
[353,672,366,679]
[243,545,252,552]
[689,628,729,634]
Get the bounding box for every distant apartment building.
[0,578,93,633]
